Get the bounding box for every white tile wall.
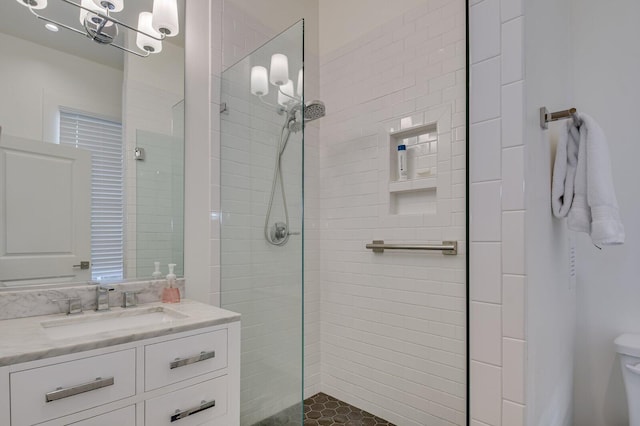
[501,146,525,210]
[320,1,466,424]
[470,243,501,303]
[470,181,502,242]
[500,18,524,85]
[470,57,501,123]
[469,0,500,63]
[470,302,502,365]
[501,81,524,148]
[502,400,525,426]
[502,211,525,275]
[502,338,525,404]
[502,274,525,339]
[469,0,527,425]
[470,119,501,182]
[470,361,502,425]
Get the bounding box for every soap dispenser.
[161,263,180,303]
[151,261,163,279]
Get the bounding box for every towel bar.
[540,107,578,129]
[366,240,458,255]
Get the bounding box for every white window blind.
[59,109,124,281]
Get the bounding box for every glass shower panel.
[220,21,304,426]
[135,129,184,278]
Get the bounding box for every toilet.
[615,334,640,426]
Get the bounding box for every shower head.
[286,100,326,133]
[303,100,326,121]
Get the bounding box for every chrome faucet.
[95,285,115,311]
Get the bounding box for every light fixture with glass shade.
[269,54,289,86]
[15,0,47,10]
[250,54,308,118]
[251,66,269,97]
[14,0,179,57]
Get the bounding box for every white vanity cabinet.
[0,321,240,426]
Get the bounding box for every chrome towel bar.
[540,106,578,129]
[366,240,458,255]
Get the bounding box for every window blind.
[59,109,124,281]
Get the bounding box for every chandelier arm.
[278,86,301,103]
[108,42,150,58]
[28,6,87,37]
[57,0,166,41]
[30,7,147,58]
[257,95,279,109]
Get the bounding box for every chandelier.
[14,0,179,57]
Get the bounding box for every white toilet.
[615,334,640,426]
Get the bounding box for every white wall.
[523,0,576,425]
[570,1,640,425]
[318,0,431,56]
[183,0,213,306]
[319,1,467,424]
[0,32,122,141]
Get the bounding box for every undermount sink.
[41,306,189,340]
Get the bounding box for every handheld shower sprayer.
[264,100,326,246]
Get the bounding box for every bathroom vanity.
[0,299,240,426]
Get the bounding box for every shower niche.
[387,105,453,217]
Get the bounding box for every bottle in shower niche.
[162,263,180,303]
[397,144,408,181]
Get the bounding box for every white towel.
[551,113,624,245]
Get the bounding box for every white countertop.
[0,299,240,366]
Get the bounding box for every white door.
[0,135,91,286]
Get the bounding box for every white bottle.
[152,261,163,279]
[166,263,176,287]
[397,144,408,181]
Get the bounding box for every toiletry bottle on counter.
[162,263,180,303]
[397,144,408,181]
[152,261,162,279]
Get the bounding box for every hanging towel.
[551,113,625,245]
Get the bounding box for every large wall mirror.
[0,0,185,289]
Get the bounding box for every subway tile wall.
[469,0,526,425]
[319,1,467,425]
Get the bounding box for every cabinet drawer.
[145,376,227,426]
[10,349,136,426]
[145,330,227,391]
[68,405,136,426]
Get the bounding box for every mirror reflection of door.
[0,136,91,286]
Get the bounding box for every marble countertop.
[0,299,240,367]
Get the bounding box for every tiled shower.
[216,1,467,425]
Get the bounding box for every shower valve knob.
[270,222,289,243]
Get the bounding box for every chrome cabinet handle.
[171,400,216,422]
[169,350,215,369]
[45,377,114,402]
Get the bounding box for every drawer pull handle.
[45,377,114,403]
[171,400,216,422]
[170,350,215,369]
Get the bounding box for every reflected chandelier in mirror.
[14,0,179,57]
